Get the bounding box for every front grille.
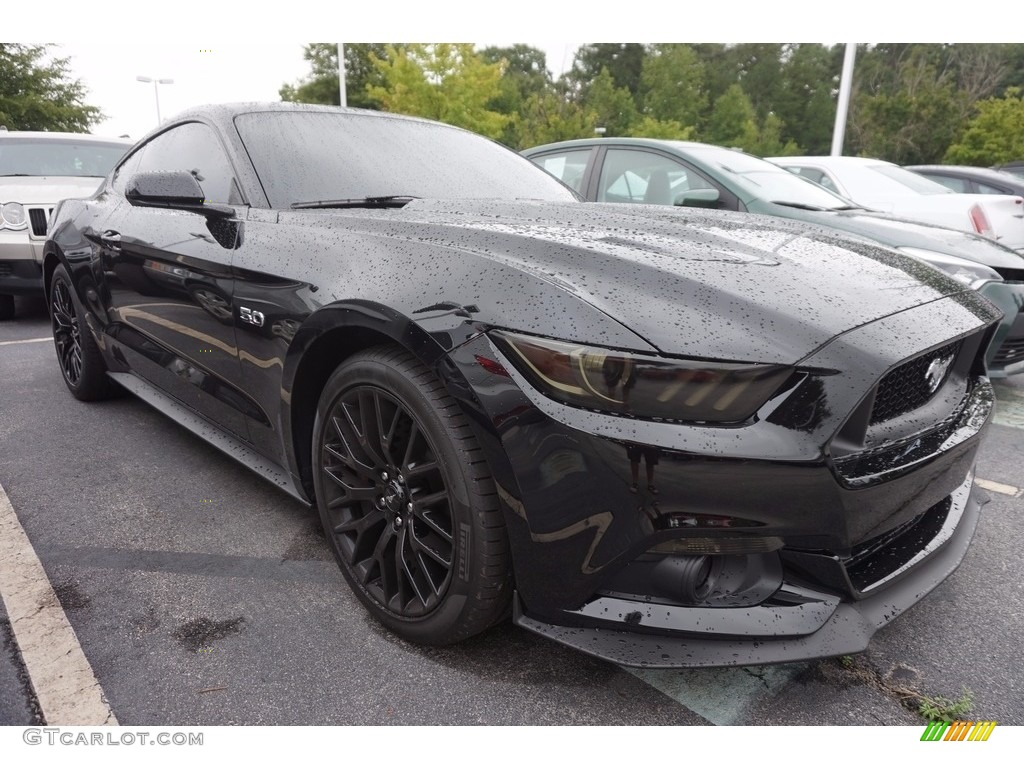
[993,337,1024,366]
[0,263,11,277]
[28,208,48,237]
[870,341,961,424]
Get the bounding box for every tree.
[579,67,637,137]
[479,45,554,148]
[568,44,646,97]
[849,45,965,164]
[639,44,706,130]
[0,45,101,131]
[367,44,510,140]
[773,44,839,155]
[706,84,759,149]
[279,44,390,109]
[515,90,596,148]
[944,88,1024,165]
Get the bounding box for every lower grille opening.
[842,496,952,593]
[870,340,961,424]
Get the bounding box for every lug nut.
[406,502,413,512]
[381,471,389,481]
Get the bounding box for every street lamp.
[136,76,174,124]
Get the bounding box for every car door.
[94,122,257,439]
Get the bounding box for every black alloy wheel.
[313,346,511,645]
[49,264,114,401]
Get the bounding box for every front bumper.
[0,230,45,296]
[514,473,982,668]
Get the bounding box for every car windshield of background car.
[234,112,580,209]
[0,139,128,178]
[684,145,854,210]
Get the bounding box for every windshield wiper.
[291,195,419,210]
[828,205,865,211]
[0,173,34,177]
[769,200,828,211]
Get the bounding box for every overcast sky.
[9,1,1005,141]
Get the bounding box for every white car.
[0,130,131,319]
[768,155,1024,252]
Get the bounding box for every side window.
[598,149,715,206]
[975,180,1008,194]
[111,148,146,194]
[132,122,243,205]
[928,175,968,193]
[531,149,591,194]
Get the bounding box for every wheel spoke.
[398,528,429,605]
[414,489,448,509]
[412,508,453,543]
[404,460,439,479]
[410,531,452,568]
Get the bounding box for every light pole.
[136,76,174,124]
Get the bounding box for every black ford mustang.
[44,103,1000,667]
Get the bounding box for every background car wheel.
[49,264,115,401]
[312,345,511,645]
[0,294,14,321]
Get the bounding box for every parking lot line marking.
[624,663,806,725]
[975,478,1023,497]
[0,337,52,347]
[0,482,117,725]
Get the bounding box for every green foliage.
[706,84,759,148]
[569,44,646,96]
[367,44,510,140]
[479,45,554,148]
[627,116,694,141]
[945,88,1024,164]
[0,44,101,131]
[279,44,389,109]
[917,687,974,722]
[515,91,596,148]
[580,68,637,137]
[639,44,706,129]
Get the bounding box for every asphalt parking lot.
[1,295,1022,726]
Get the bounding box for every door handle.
[100,229,122,249]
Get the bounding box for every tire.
[49,264,115,401]
[0,294,14,321]
[312,345,511,645]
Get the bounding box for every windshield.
[680,144,856,210]
[234,111,579,209]
[870,164,954,195]
[0,138,129,177]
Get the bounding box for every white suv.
[0,130,131,319]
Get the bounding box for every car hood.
[0,176,105,204]
[283,200,972,365]
[766,204,1024,270]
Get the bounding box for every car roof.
[523,136,759,159]
[0,130,131,144]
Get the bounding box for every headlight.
[897,247,1001,289]
[1,202,27,230]
[492,331,793,424]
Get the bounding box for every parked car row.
[24,103,1010,669]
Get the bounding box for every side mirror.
[676,188,721,209]
[126,171,233,217]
